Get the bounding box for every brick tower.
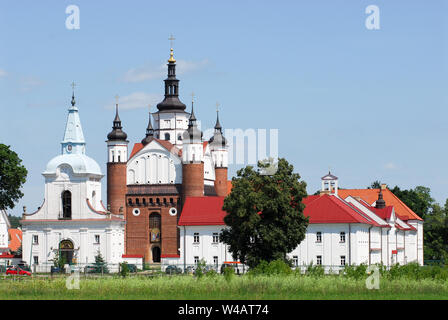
[106,100,128,215]
[182,100,204,199]
[209,109,228,197]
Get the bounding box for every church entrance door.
[152,246,161,263]
[59,240,75,265]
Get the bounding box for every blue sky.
[0,1,446,216]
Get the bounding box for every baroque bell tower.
[106,96,128,215]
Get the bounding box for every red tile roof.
[129,139,181,160]
[304,195,375,224]
[338,188,423,221]
[178,197,227,226]
[8,229,22,252]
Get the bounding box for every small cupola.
[375,188,386,209]
[209,108,227,148]
[321,171,338,195]
[107,101,128,142]
[182,100,202,143]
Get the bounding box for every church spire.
[156,36,186,112]
[107,95,128,142]
[62,83,86,155]
[209,103,227,147]
[141,104,154,146]
[182,95,202,142]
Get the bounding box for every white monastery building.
[178,173,424,270]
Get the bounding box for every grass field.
[1,274,448,300]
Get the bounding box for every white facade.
[21,96,125,272]
[152,111,190,147]
[177,189,422,271]
[177,225,234,269]
[127,139,182,185]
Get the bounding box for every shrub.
[248,259,292,276]
[343,263,368,280]
[223,266,235,282]
[194,259,207,279]
[119,262,129,278]
[205,269,218,278]
[305,263,324,277]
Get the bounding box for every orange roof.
[8,229,22,252]
[338,188,423,221]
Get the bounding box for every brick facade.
[107,162,127,215]
[214,167,228,197]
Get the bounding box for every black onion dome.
[107,104,128,141]
[182,103,202,142]
[209,110,227,147]
[156,49,187,112]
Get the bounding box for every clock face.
[67,145,72,152]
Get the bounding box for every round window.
[132,208,140,216]
[169,207,177,216]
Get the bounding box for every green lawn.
[1,274,448,300]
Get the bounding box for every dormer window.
[165,133,170,141]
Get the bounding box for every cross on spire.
[115,94,119,105]
[168,34,176,49]
[71,81,76,106]
[216,102,220,112]
[191,92,195,103]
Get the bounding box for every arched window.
[149,213,161,243]
[62,191,72,219]
[165,133,170,141]
[92,191,96,207]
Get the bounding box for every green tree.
[0,144,27,210]
[390,185,434,219]
[93,251,109,274]
[368,180,383,189]
[220,158,308,268]
[7,214,21,228]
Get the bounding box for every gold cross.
[216,102,220,112]
[71,81,76,91]
[115,94,119,105]
[168,34,175,49]
[191,92,195,103]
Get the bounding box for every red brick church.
[105,48,230,263]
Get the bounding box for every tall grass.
[2,273,448,300]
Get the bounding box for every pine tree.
[93,251,109,274]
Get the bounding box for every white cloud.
[122,59,209,83]
[0,69,7,77]
[106,92,163,110]
[384,162,397,170]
